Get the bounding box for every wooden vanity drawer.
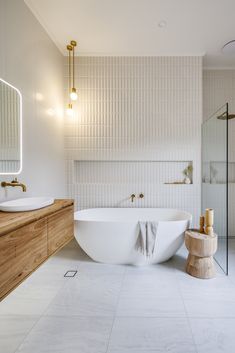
[15,218,48,270]
[0,232,16,266]
[47,205,74,255]
[0,219,47,299]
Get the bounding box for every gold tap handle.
[130,194,136,202]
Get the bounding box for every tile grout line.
[105,266,127,353]
[177,274,199,353]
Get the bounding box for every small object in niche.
[210,165,218,184]
[205,208,214,236]
[203,175,210,184]
[199,215,205,233]
[184,176,191,184]
[183,164,193,184]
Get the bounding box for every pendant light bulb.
[70,87,78,101]
[66,103,73,116]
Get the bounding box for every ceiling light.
[222,40,235,55]
[158,20,167,28]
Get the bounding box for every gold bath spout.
[1,178,27,192]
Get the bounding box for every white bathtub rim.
[74,207,192,224]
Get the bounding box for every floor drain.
[64,270,77,278]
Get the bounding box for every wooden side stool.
[185,230,218,279]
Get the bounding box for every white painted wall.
[65,56,202,226]
[0,0,66,202]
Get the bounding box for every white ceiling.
[25,0,235,68]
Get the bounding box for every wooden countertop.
[0,199,74,237]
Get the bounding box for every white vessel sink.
[0,197,54,212]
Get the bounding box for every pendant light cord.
[67,44,73,103]
[69,48,71,97]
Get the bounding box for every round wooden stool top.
[185,229,217,257]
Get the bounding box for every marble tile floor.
[1,239,235,353]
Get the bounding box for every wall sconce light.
[66,103,73,116]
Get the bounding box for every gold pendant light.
[66,40,77,116]
[70,40,78,101]
[66,44,73,116]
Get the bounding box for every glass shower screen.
[202,103,228,274]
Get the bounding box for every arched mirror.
[0,78,22,174]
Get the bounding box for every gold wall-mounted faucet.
[1,178,27,192]
[130,194,136,202]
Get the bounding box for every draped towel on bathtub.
[135,221,158,257]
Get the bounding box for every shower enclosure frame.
[201,102,229,275]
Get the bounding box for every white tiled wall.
[203,69,235,121]
[203,69,235,236]
[65,56,202,226]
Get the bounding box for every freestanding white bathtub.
[74,208,192,265]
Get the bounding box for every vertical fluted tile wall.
[65,56,202,226]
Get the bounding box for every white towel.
[135,221,158,257]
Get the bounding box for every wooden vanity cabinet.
[0,199,74,300]
[48,206,74,255]
[0,219,48,299]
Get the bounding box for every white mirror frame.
[0,77,22,175]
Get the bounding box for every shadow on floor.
[55,239,188,273]
[167,254,187,272]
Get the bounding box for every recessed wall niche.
[70,160,197,217]
[74,160,193,184]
